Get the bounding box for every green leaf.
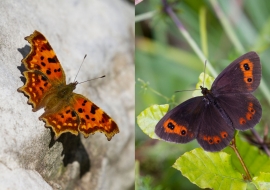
[253,172,270,190]
[137,104,169,139]
[224,136,270,177]
[192,72,215,97]
[173,148,246,190]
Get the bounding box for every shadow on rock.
[17,45,30,82]
[49,132,91,178]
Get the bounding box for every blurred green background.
[135,0,270,189]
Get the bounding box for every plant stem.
[199,6,208,57]
[161,0,218,77]
[250,128,270,157]
[135,11,157,22]
[209,0,245,53]
[229,138,252,181]
[209,0,270,105]
[137,78,171,102]
[135,160,140,190]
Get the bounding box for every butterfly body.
[155,52,262,152]
[39,82,76,114]
[200,86,233,127]
[18,31,119,140]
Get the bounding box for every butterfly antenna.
[74,54,87,82]
[175,89,199,93]
[78,75,106,84]
[203,60,207,87]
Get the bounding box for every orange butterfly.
[18,30,119,140]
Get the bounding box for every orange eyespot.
[203,135,221,144]
[239,117,246,125]
[246,112,253,120]
[220,131,228,138]
[163,119,187,136]
[248,102,255,114]
[239,59,254,90]
[208,137,214,144]
[213,136,221,144]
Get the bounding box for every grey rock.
[0,0,134,189]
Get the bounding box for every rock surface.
[0,0,134,189]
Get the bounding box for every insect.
[18,30,119,140]
[155,52,262,151]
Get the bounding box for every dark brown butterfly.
[155,52,262,152]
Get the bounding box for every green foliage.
[253,172,270,190]
[224,136,270,178]
[136,175,164,190]
[137,104,270,189]
[136,0,270,189]
[173,148,246,190]
[137,104,169,139]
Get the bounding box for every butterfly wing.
[155,96,235,151]
[22,30,66,83]
[213,93,262,131]
[40,105,80,139]
[210,51,262,131]
[211,51,261,94]
[195,101,235,152]
[72,94,119,141]
[18,71,53,111]
[40,93,119,140]
[18,31,66,111]
[155,97,204,144]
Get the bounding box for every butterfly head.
[200,86,210,96]
[69,81,78,90]
[56,82,78,98]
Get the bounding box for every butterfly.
[155,51,262,152]
[18,30,119,140]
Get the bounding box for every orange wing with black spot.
[22,30,66,83]
[40,105,80,139]
[18,30,66,111]
[73,94,119,141]
[18,31,119,140]
[39,93,119,140]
